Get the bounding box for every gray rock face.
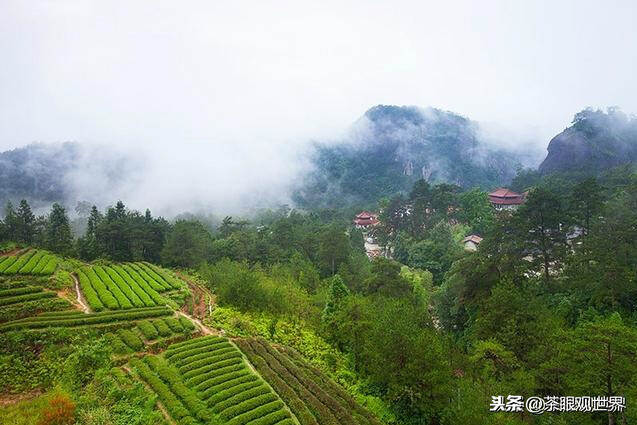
[538,108,637,175]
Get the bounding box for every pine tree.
[514,186,569,282]
[78,205,102,260]
[3,201,19,241]
[45,203,73,256]
[322,274,350,324]
[16,199,35,244]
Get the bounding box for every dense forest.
[1,155,636,424]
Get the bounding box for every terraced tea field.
[0,250,383,425]
[0,306,175,332]
[0,278,74,322]
[0,249,60,275]
[76,262,182,311]
[132,335,294,425]
[235,337,381,425]
[106,316,198,355]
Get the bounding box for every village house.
[353,211,379,229]
[462,234,483,251]
[488,188,526,211]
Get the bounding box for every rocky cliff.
[539,108,637,175]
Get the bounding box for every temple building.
[463,234,483,251]
[488,188,526,211]
[353,211,379,229]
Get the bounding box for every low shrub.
[17,251,46,274]
[37,393,76,425]
[117,328,144,351]
[76,270,105,312]
[105,266,154,307]
[172,347,235,368]
[105,332,132,355]
[137,320,159,339]
[212,384,270,413]
[128,263,170,291]
[163,317,184,333]
[224,400,284,425]
[0,291,56,307]
[131,358,191,420]
[168,340,230,362]
[179,316,196,331]
[164,336,224,357]
[177,350,242,374]
[3,251,36,274]
[181,357,243,381]
[205,380,263,406]
[186,363,245,386]
[0,286,41,298]
[0,306,172,332]
[199,374,258,400]
[218,393,277,420]
[152,319,172,337]
[194,369,251,392]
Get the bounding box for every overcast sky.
[0,1,635,212]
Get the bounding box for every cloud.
[0,1,635,215]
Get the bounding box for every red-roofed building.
[462,234,483,251]
[488,188,526,211]
[353,211,379,229]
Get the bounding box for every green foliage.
[117,328,144,351]
[457,188,494,234]
[321,274,349,338]
[0,306,172,332]
[62,339,111,390]
[0,298,72,323]
[161,220,213,268]
[137,320,159,340]
[294,105,520,208]
[152,319,172,337]
[365,257,412,297]
[178,316,196,331]
[44,203,73,257]
[0,290,56,307]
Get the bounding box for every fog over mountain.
[1,1,636,215]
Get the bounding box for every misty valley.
[1,105,636,425]
[2,2,637,425]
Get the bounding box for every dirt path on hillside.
[0,389,43,407]
[0,247,22,257]
[176,272,216,319]
[176,310,221,336]
[71,274,91,314]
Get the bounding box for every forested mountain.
[0,142,137,210]
[294,105,525,208]
[539,107,637,175]
[0,143,78,208]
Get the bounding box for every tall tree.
[569,177,604,237]
[458,188,494,235]
[45,203,73,256]
[77,205,103,260]
[161,220,211,268]
[2,201,19,241]
[96,201,131,261]
[322,274,350,322]
[365,257,412,297]
[566,314,637,425]
[515,186,568,282]
[317,224,350,276]
[16,199,35,244]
